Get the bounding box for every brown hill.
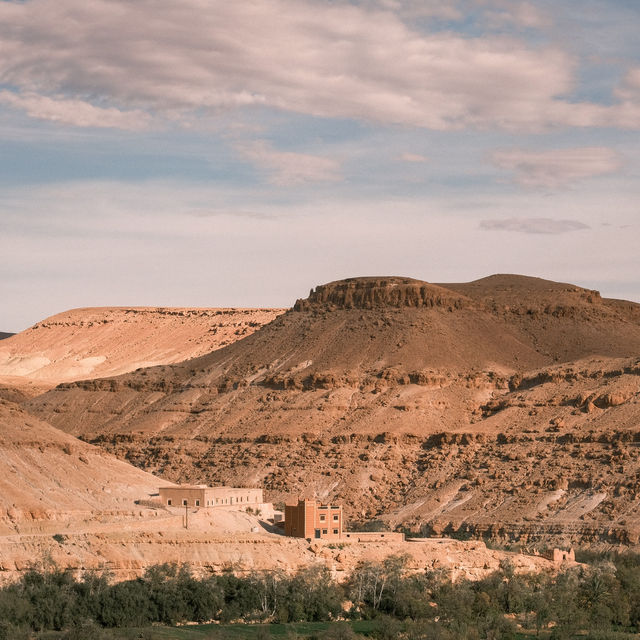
[24,275,640,548]
[0,306,284,389]
[0,399,162,524]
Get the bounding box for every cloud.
[3,178,640,331]
[475,0,551,29]
[186,209,274,220]
[368,0,463,20]
[479,218,590,234]
[0,0,638,131]
[0,91,151,130]
[237,141,342,185]
[616,67,640,101]
[400,152,428,163]
[491,147,623,189]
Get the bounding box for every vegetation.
[346,520,390,533]
[3,552,640,639]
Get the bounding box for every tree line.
[1,552,640,639]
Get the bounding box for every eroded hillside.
[24,275,640,548]
[0,400,556,585]
[0,306,284,388]
[0,399,162,523]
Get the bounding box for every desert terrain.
[0,306,284,393]
[15,274,640,551]
[0,398,555,585]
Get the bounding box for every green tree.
[97,578,154,627]
[348,554,409,615]
[549,570,587,640]
[19,566,78,631]
[216,571,261,622]
[250,570,286,620]
[280,565,343,622]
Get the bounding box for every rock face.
[22,274,640,549]
[0,306,284,387]
[0,515,556,586]
[294,277,471,311]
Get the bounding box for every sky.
[1,0,639,332]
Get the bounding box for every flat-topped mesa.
[293,277,472,311]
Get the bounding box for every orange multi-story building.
[284,499,343,540]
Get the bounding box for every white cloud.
[0,0,637,131]
[491,147,623,189]
[400,152,428,163]
[237,141,342,185]
[479,218,590,234]
[0,91,150,130]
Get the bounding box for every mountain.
[0,306,284,388]
[0,332,14,341]
[24,275,640,547]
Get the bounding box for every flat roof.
[159,485,261,490]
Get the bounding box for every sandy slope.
[0,306,284,387]
[0,399,162,520]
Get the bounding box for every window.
[333,515,339,521]
[320,514,326,521]
[182,499,187,506]
[195,500,200,506]
[322,529,328,535]
[167,499,172,506]
[333,529,339,535]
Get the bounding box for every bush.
[0,554,639,636]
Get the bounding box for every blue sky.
[1,0,639,331]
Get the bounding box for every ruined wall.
[343,531,405,542]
